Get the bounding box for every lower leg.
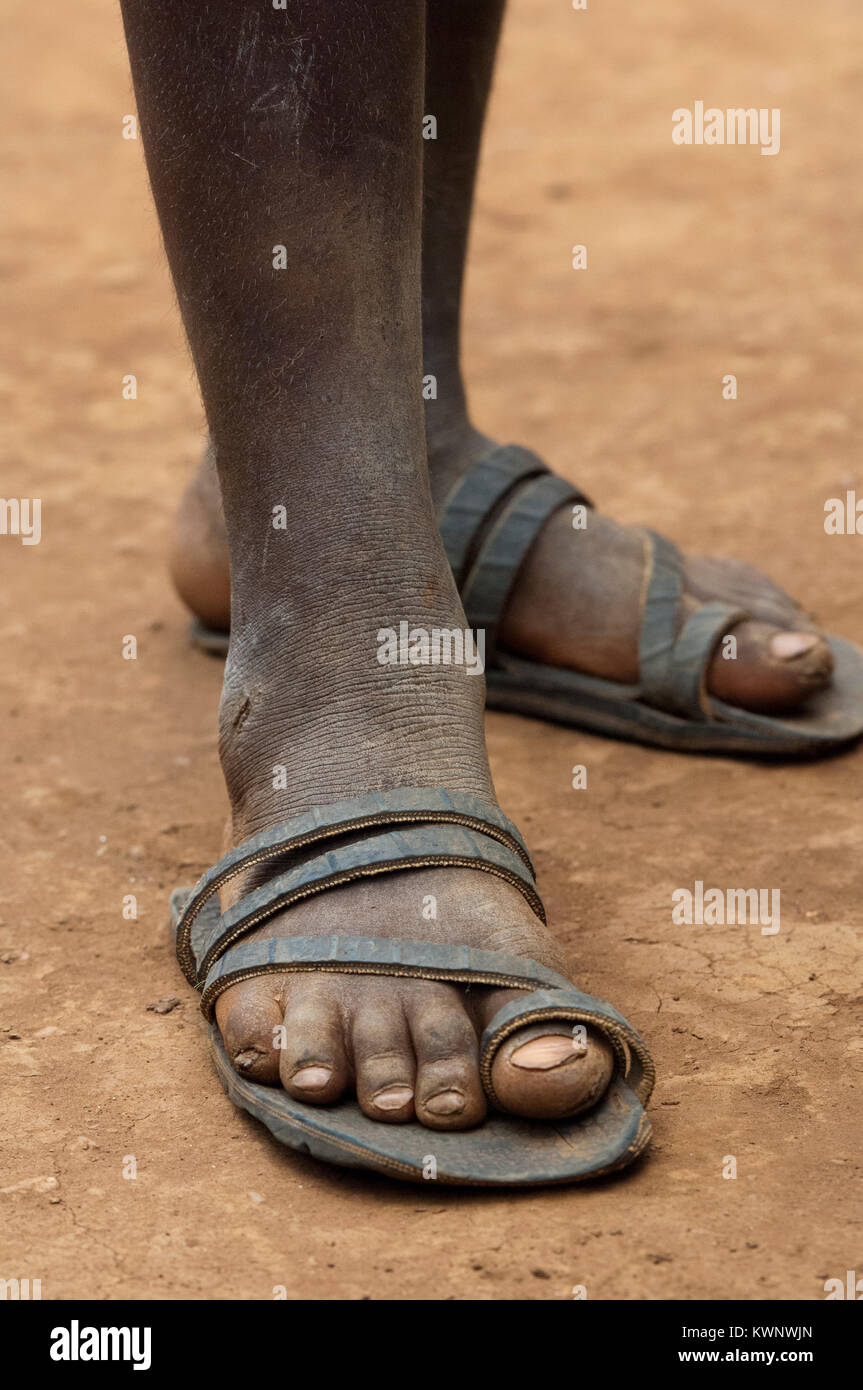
[419,0,832,707]
[123,0,610,1126]
[167,0,833,715]
[421,0,504,485]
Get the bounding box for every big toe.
[706,618,834,713]
[487,1016,616,1121]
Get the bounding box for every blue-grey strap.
[662,600,748,718]
[192,824,545,984]
[175,787,533,983]
[202,935,567,1017]
[638,531,747,719]
[437,445,549,584]
[460,473,590,665]
[200,935,654,1104]
[638,530,685,701]
[479,987,655,1106]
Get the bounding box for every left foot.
[171,435,834,716]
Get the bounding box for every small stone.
[249,1191,264,1204]
[146,997,182,1014]
[531,1268,550,1279]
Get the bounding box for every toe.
[407,983,486,1131]
[278,976,351,1105]
[215,974,283,1084]
[705,617,834,712]
[480,999,616,1120]
[352,986,417,1123]
[688,555,815,632]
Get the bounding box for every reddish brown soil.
[1,0,861,1300]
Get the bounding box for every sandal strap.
[201,934,567,1018]
[638,531,748,719]
[191,824,544,984]
[437,445,549,584]
[461,472,590,664]
[663,600,749,718]
[638,531,686,695]
[479,987,655,1106]
[200,934,654,1105]
[175,787,533,983]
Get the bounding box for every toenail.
[234,1048,264,1071]
[424,1090,465,1116]
[770,632,819,661]
[291,1066,333,1090]
[510,1035,583,1070]
[373,1085,414,1111]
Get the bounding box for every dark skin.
[121,0,615,1129]
[171,0,834,714]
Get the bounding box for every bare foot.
[209,569,614,1131]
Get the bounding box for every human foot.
[172,439,833,715]
[206,613,615,1131]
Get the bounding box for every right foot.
[211,593,614,1131]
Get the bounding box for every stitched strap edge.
[461,473,587,664]
[175,788,533,983]
[199,934,568,1020]
[192,824,546,984]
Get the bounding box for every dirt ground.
[2,0,862,1301]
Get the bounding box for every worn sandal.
[437,445,863,756]
[171,787,654,1186]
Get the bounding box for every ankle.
[217,615,495,837]
[424,412,496,507]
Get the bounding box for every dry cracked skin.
[1,0,861,1300]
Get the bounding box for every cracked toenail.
[770,632,819,661]
[373,1085,414,1110]
[425,1090,465,1116]
[291,1066,332,1090]
[511,1035,582,1070]
[234,1049,263,1071]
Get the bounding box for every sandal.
[170,787,654,1186]
[438,445,863,756]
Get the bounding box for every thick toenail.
[424,1090,465,1116]
[373,1085,414,1110]
[770,632,819,661]
[510,1035,582,1070]
[291,1066,332,1090]
[234,1048,264,1071]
